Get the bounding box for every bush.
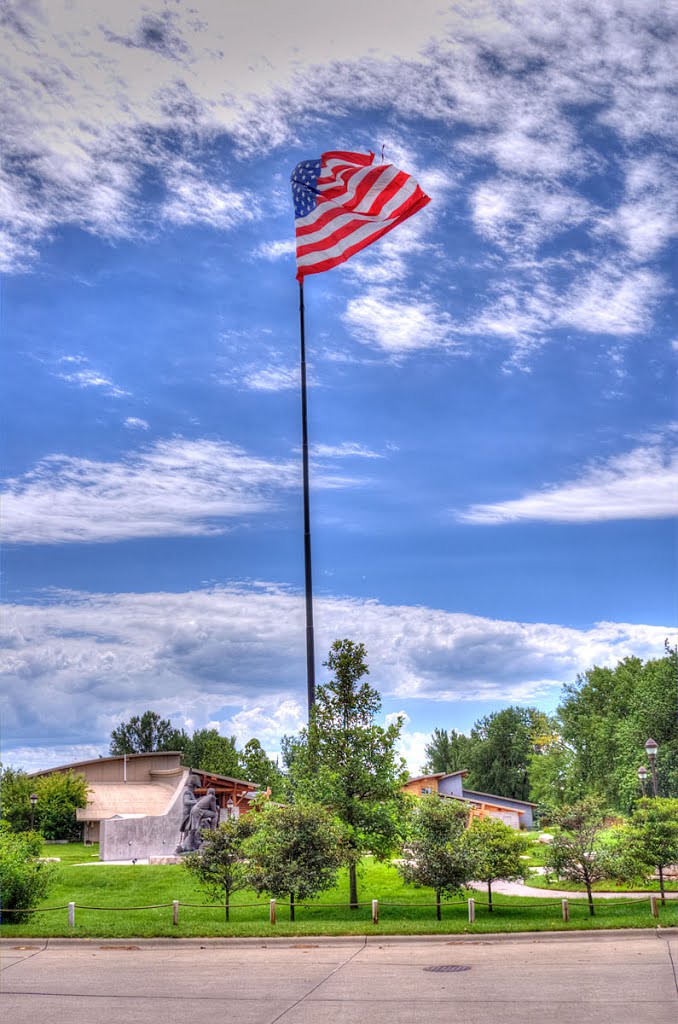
[0,825,58,923]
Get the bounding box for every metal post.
[68,902,75,928]
[468,898,475,923]
[173,900,179,926]
[561,899,569,922]
[270,899,276,925]
[372,899,379,924]
[649,755,659,797]
[298,280,315,715]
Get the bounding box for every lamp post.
[644,738,659,797]
[29,793,37,830]
[226,797,234,820]
[637,765,648,797]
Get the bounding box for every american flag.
[291,150,430,281]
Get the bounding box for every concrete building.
[402,771,537,829]
[29,752,259,860]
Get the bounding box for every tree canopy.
[109,710,188,756]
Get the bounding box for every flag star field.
[0,0,676,774]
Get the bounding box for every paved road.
[2,931,677,1023]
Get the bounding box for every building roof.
[406,770,468,783]
[462,788,537,807]
[28,751,184,778]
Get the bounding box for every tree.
[397,796,471,920]
[544,799,611,916]
[0,824,58,924]
[0,766,35,832]
[620,798,678,906]
[183,729,242,777]
[467,706,555,801]
[286,639,409,909]
[240,739,285,799]
[465,817,528,912]
[35,771,89,841]
[183,813,259,922]
[109,710,188,755]
[423,729,475,775]
[246,803,343,921]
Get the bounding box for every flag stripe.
[292,150,430,281]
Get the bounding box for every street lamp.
[29,793,37,830]
[644,738,659,797]
[637,765,648,797]
[226,797,234,819]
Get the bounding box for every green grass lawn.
[1,846,675,938]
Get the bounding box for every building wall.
[99,770,188,861]
[462,789,534,828]
[402,776,440,797]
[438,774,464,797]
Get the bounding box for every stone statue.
[178,785,219,854]
[175,774,199,855]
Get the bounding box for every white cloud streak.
[459,439,678,524]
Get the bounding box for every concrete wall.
[99,770,188,861]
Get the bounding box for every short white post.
[650,895,658,919]
[68,902,75,928]
[372,899,379,924]
[173,900,179,926]
[468,897,475,923]
[269,899,276,925]
[561,898,569,922]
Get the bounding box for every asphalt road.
[1,931,677,1024]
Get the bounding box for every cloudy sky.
[1,0,676,775]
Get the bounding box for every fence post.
[269,899,276,925]
[468,898,475,923]
[650,896,658,919]
[561,898,569,923]
[173,900,179,926]
[372,899,379,924]
[68,902,75,928]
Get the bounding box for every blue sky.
[1,0,676,774]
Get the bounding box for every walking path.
[468,879,678,899]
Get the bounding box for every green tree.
[0,823,58,923]
[621,798,678,906]
[527,735,574,810]
[246,803,343,921]
[35,771,90,841]
[557,650,678,811]
[467,706,555,801]
[183,813,259,922]
[545,799,611,916]
[397,796,471,920]
[183,729,242,777]
[0,766,35,832]
[109,710,188,755]
[286,639,408,909]
[423,728,476,774]
[240,739,285,799]
[465,817,528,911]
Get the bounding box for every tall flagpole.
[298,280,316,714]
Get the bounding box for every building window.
[421,786,432,795]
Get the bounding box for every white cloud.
[239,365,299,392]
[311,443,384,459]
[123,417,150,431]
[470,179,591,250]
[2,582,673,765]
[556,265,665,336]
[343,288,459,354]
[594,156,678,262]
[253,239,296,261]
[55,357,129,397]
[459,439,678,524]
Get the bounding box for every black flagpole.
[298,279,316,714]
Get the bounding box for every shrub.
[0,825,58,923]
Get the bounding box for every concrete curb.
[1,927,674,950]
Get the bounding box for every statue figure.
[179,786,219,853]
[175,774,199,855]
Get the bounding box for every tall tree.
[620,798,678,906]
[423,728,475,774]
[240,739,285,798]
[545,799,611,916]
[287,639,408,909]
[109,710,188,755]
[183,729,242,777]
[246,803,343,921]
[397,796,471,920]
[467,706,554,801]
